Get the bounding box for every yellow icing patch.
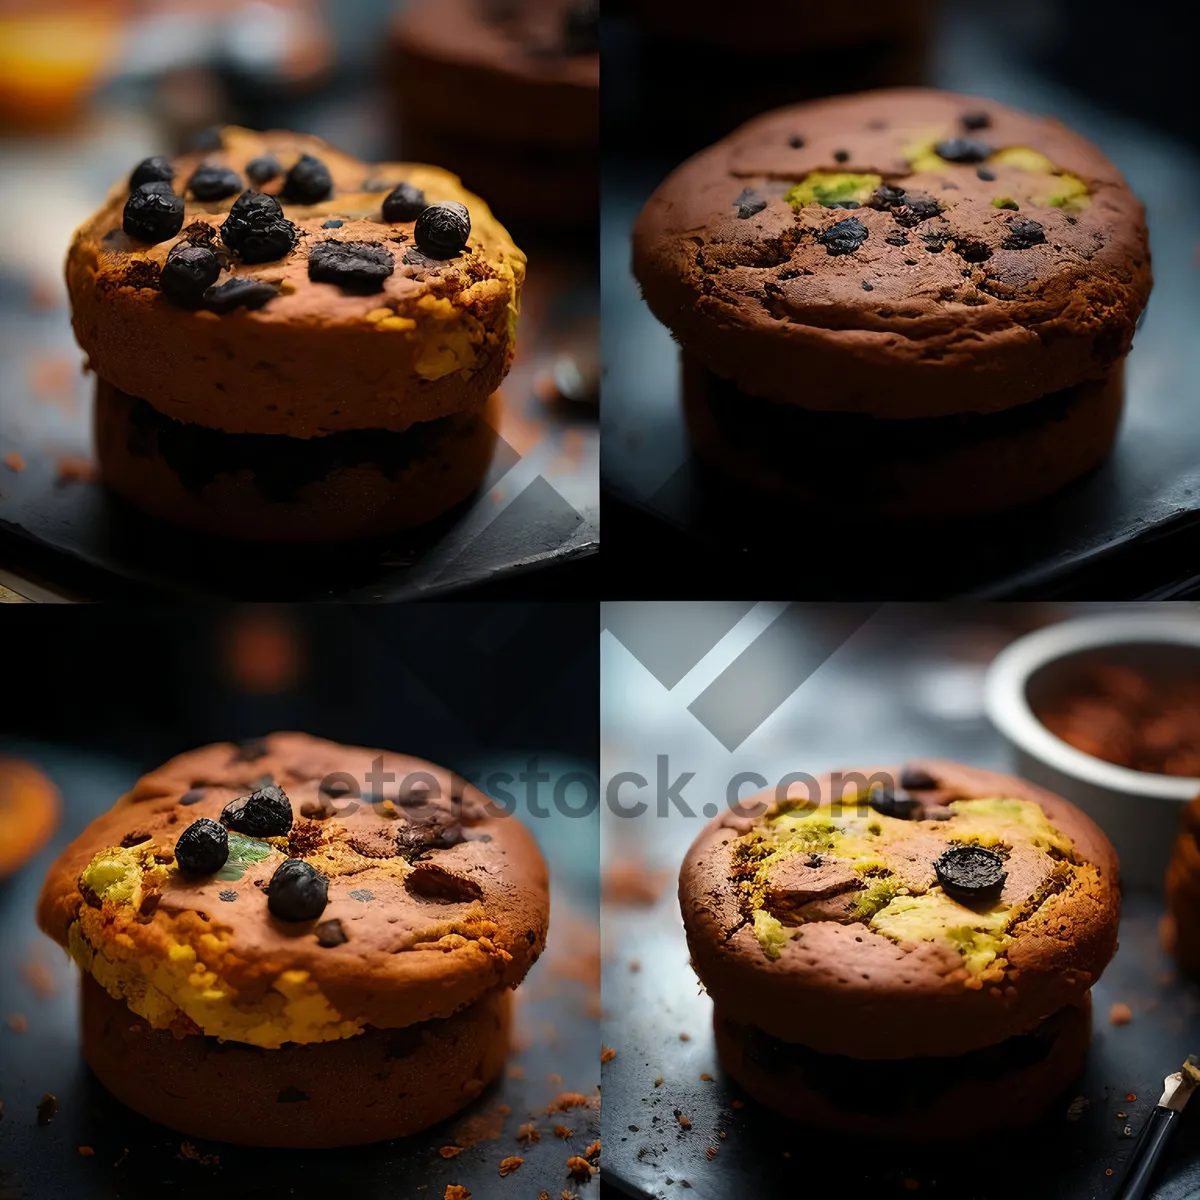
[1037,173,1090,210]
[784,172,882,209]
[948,798,1075,856]
[870,892,1011,974]
[990,146,1057,173]
[752,909,794,960]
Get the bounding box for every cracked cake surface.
[67,127,526,439]
[37,732,549,1049]
[633,88,1151,419]
[678,759,1119,1060]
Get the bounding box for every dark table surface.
[600,7,1200,600]
[600,602,1200,1198]
[0,741,600,1199]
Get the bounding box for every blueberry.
[129,156,174,190]
[976,167,997,181]
[1002,217,1046,250]
[867,787,922,820]
[221,784,294,837]
[220,191,297,263]
[245,155,281,186]
[934,138,993,164]
[188,164,243,201]
[732,188,766,219]
[899,764,938,790]
[123,183,185,243]
[308,240,395,294]
[788,135,805,149]
[382,181,428,223]
[414,201,471,258]
[267,859,329,922]
[202,277,279,314]
[833,149,850,163]
[322,219,343,229]
[281,153,333,205]
[563,0,598,54]
[815,217,868,256]
[962,111,992,130]
[160,242,221,308]
[175,818,229,876]
[934,845,1007,907]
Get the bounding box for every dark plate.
[0,743,600,1200]
[600,7,1200,599]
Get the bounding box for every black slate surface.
[0,742,600,1200]
[600,7,1200,599]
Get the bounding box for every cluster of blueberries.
[174,784,328,922]
[121,148,474,313]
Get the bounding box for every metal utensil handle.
[1115,1107,1179,1200]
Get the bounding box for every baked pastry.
[37,733,549,1147]
[634,89,1153,520]
[678,760,1120,1137]
[0,758,60,878]
[1162,792,1200,972]
[390,0,599,231]
[67,126,525,540]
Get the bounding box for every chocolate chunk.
[833,149,850,163]
[245,155,281,185]
[281,153,333,204]
[160,243,221,309]
[788,134,805,149]
[202,278,279,314]
[871,184,908,209]
[563,0,599,54]
[414,201,471,258]
[867,787,922,820]
[816,217,868,256]
[129,156,174,190]
[884,232,910,246]
[308,240,395,293]
[315,919,348,947]
[1002,218,1047,250]
[404,863,484,903]
[175,818,229,877]
[395,809,465,859]
[732,187,767,219]
[861,281,874,291]
[180,787,206,805]
[976,167,996,181]
[934,845,1007,906]
[382,181,428,223]
[934,138,993,163]
[962,112,992,130]
[123,183,184,243]
[220,191,297,262]
[187,164,242,201]
[267,859,328,922]
[921,230,948,253]
[120,831,151,847]
[221,784,293,837]
[899,765,938,790]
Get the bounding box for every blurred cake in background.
[390,0,599,234]
[0,759,60,878]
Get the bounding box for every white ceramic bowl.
[984,612,1200,889]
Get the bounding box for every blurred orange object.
[0,758,61,878]
[0,5,124,131]
[221,607,302,694]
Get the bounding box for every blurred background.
[602,0,1200,600]
[600,601,1200,1198]
[0,0,599,602]
[0,601,599,1197]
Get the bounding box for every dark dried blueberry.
[123,183,184,243]
[202,277,279,314]
[899,764,938,790]
[321,219,343,228]
[267,859,328,922]
[884,232,910,246]
[414,201,471,258]
[175,818,229,876]
[921,230,948,253]
[892,198,941,228]
[308,240,395,294]
[187,164,242,201]
[732,187,767,219]
[962,111,992,130]
[563,0,599,54]
[315,918,348,947]
[788,134,805,149]
[129,156,174,190]
[867,787,921,820]
[833,149,850,164]
[382,181,428,223]
[1002,217,1046,250]
[861,280,874,291]
[815,217,868,256]
[221,784,294,836]
[180,787,207,805]
[220,191,297,262]
[281,153,333,205]
[160,243,221,308]
[976,167,996,181]
[954,236,993,263]
[934,138,992,164]
[190,126,223,151]
[934,845,1007,906]
[218,889,238,902]
[246,155,281,185]
[871,184,908,209]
